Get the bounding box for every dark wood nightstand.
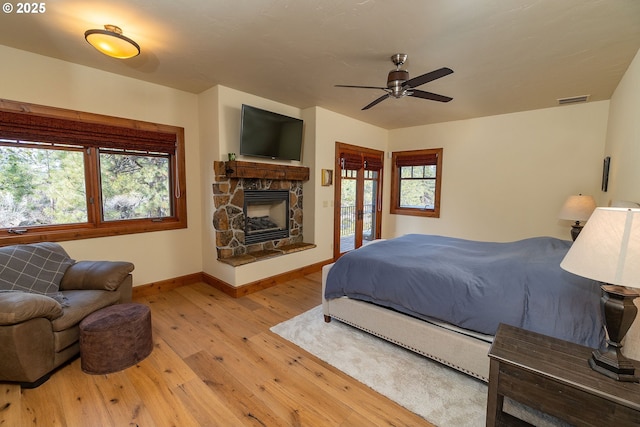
[487,323,640,426]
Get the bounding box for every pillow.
[0,243,75,304]
[609,200,640,208]
[0,291,63,325]
[60,261,134,291]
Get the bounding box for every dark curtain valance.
[0,110,176,153]
[364,156,383,171]
[340,152,362,170]
[395,152,438,167]
[341,152,384,171]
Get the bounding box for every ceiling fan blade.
[335,84,387,90]
[362,93,390,110]
[409,89,453,103]
[403,67,453,89]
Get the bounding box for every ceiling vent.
[557,95,590,105]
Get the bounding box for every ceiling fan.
[335,54,453,110]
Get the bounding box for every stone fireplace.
[213,161,313,266]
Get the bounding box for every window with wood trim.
[390,148,442,217]
[0,100,187,246]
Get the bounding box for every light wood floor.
[1,271,433,426]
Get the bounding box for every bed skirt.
[322,264,491,382]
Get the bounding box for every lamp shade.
[85,25,140,59]
[558,195,597,221]
[560,208,640,288]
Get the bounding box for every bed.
[322,234,605,382]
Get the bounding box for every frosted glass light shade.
[85,25,140,59]
[560,208,640,288]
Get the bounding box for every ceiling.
[1,0,639,129]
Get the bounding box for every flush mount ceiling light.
[84,24,140,59]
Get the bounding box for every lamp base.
[591,284,640,382]
[589,348,639,382]
[570,222,583,241]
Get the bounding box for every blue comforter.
[325,234,605,348]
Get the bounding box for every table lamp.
[558,195,597,241]
[560,207,640,382]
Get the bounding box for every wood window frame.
[390,148,442,218]
[0,99,187,246]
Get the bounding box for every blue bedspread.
[325,234,605,348]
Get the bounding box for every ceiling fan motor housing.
[387,69,409,96]
[335,53,452,109]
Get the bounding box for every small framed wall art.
[602,156,610,192]
[321,169,333,186]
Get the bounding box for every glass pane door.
[339,169,357,253]
[334,143,383,259]
[362,169,378,245]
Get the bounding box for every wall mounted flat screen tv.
[239,104,304,161]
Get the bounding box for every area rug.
[271,305,567,427]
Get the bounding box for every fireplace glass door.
[244,190,290,244]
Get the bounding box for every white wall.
[198,86,225,284]
[603,47,640,205]
[385,102,610,242]
[0,45,204,286]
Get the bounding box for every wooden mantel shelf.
[219,160,310,181]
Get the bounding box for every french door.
[333,142,384,259]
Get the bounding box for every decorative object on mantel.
[228,153,236,161]
[558,194,597,241]
[561,207,640,382]
[321,169,333,186]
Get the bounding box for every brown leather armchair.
[0,244,133,388]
